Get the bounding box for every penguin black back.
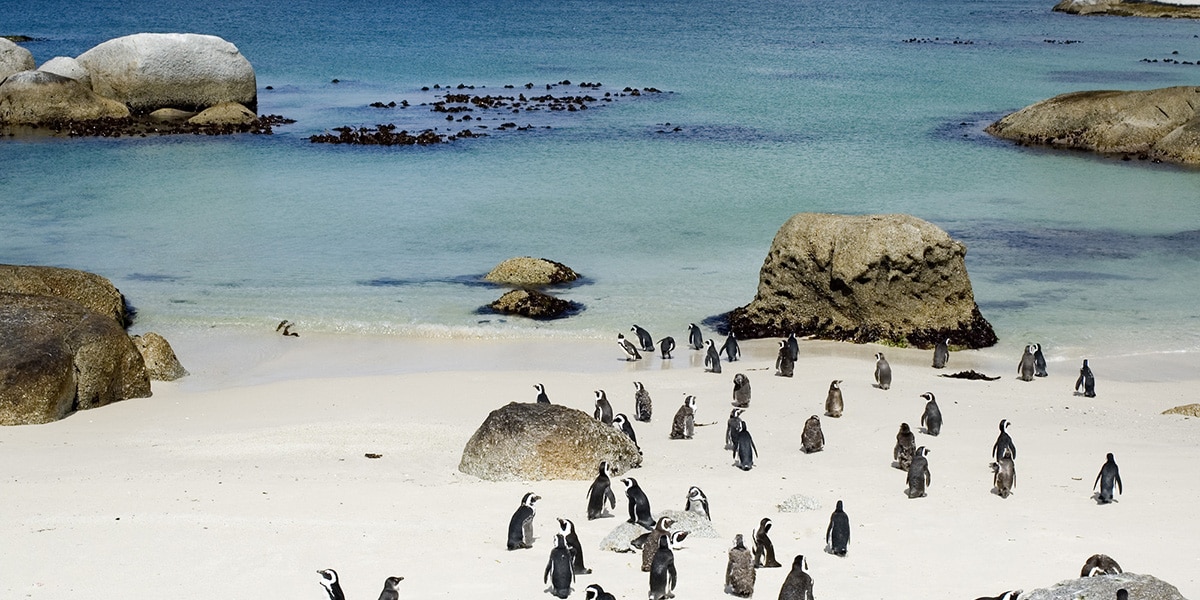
[992,419,1016,460]
[705,339,723,373]
[752,517,781,567]
[733,420,757,470]
[1032,343,1048,377]
[586,461,616,520]
[778,555,814,600]
[632,324,655,351]
[507,492,540,549]
[648,533,678,600]
[776,340,795,377]
[544,533,575,599]
[658,336,676,359]
[932,338,949,369]
[721,332,741,362]
[826,499,850,556]
[1093,453,1122,504]
[534,383,550,404]
[1076,359,1096,397]
[688,323,704,350]
[920,392,942,436]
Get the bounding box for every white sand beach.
[2,334,1197,600]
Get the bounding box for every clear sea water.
[3,0,1200,363]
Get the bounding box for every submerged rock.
[485,257,580,286]
[487,289,581,320]
[187,101,255,126]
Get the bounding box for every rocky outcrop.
[459,402,641,481]
[0,264,130,326]
[1163,403,1200,417]
[0,70,130,124]
[187,101,255,126]
[131,332,188,381]
[1024,573,1186,600]
[486,289,581,320]
[1054,0,1200,18]
[37,56,91,87]
[986,86,1200,165]
[1,37,35,80]
[485,257,579,286]
[0,293,151,425]
[76,33,256,113]
[727,213,996,349]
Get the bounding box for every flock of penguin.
[318,325,1126,600]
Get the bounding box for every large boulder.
[727,213,996,349]
[76,33,257,113]
[459,402,642,481]
[0,264,130,326]
[37,56,91,88]
[986,86,1200,164]
[485,257,579,286]
[1024,573,1186,600]
[486,289,582,320]
[131,332,188,381]
[1054,0,1200,18]
[1,37,35,80]
[0,70,130,124]
[0,293,151,425]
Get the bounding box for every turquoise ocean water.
[3,0,1199,362]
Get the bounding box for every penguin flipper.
[605,487,616,509]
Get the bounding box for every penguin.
[824,380,844,418]
[705,339,722,374]
[1117,590,1129,600]
[377,576,404,600]
[801,415,825,453]
[507,492,540,549]
[720,332,741,362]
[658,336,676,360]
[648,534,678,600]
[622,477,655,529]
[640,516,675,571]
[557,517,591,575]
[1081,553,1123,577]
[1075,359,1096,397]
[874,352,891,389]
[594,390,614,425]
[668,529,689,550]
[733,420,758,470]
[1032,343,1048,377]
[685,485,711,520]
[618,334,642,361]
[752,517,782,568]
[906,446,931,498]
[535,383,551,404]
[632,324,655,352]
[584,584,616,600]
[669,395,696,440]
[826,500,850,557]
[991,454,1016,498]
[893,422,916,471]
[932,337,949,369]
[974,591,1022,600]
[1017,344,1036,381]
[634,381,653,422]
[726,533,756,598]
[586,461,617,520]
[544,533,575,599]
[688,323,704,350]
[317,569,345,600]
[613,413,641,454]
[786,332,800,362]
[1093,452,1123,504]
[732,373,751,408]
[777,555,814,600]
[281,321,299,337]
[725,408,745,451]
[776,340,795,378]
[920,392,942,436]
[992,419,1016,461]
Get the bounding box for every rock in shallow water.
[486,289,581,320]
[485,257,579,286]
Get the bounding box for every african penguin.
[507,492,540,549]
[685,485,711,520]
[377,576,404,600]
[786,332,800,362]
[777,555,814,600]
[1117,590,1129,600]
[648,534,678,600]
[974,591,1023,600]
[721,332,741,362]
[1076,359,1096,397]
[1032,343,1048,377]
[640,516,675,572]
[752,517,782,568]
[725,533,756,598]
[1093,453,1123,504]
[668,529,689,550]
[991,454,1016,498]
[824,380,843,418]
[658,336,676,360]
[932,337,950,369]
[622,477,655,529]
[1081,553,1123,577]
[776,340,795,378]
[826,500,850,557]
[992,419,1016,461]
[705,339,722,374]
[801,415,825,453]
[733,420,758,470]
[1017,344,1036,381]
[920,392,942,436]
[732,373,751,408]
[874,352,891,389]
[586,461,617,520]
[634,381,653,422]
[725,408,745,451]
[557,517,591,574]
[594,390,614,425]
[544,533,575,599]
[632,324,655,352]
[893,422,916,470]
[688,323,704,350]
[317,569,345,600]
[584,584,617,600]
[618,333,642,361]
[906,446,931,498]
[669,396,696,440]
[613,413,641,454]
[534,383,551,404]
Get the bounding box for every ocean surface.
[3,0,1200,365]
